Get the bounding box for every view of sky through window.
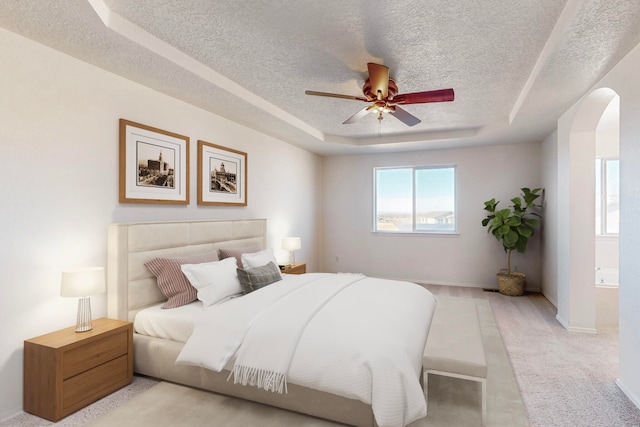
[375,166,455,232]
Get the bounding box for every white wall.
[611,43,640,411]
[555,40,640,407]
[0,28,322,420]
[321,142,542,289]
[541,131,559,306]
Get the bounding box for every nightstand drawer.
[62,354,129,411]
[24,319,133,421]
[62,330,128,379]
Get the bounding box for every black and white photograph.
[137,142,176,189]
[119,119,189,204]
[208,157,238,194]
[198,140,247,206]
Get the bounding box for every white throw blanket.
[176,273,437,427]
[231,273,364,393]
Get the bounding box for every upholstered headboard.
[107,219,267,321]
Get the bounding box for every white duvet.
[176,273,437,427]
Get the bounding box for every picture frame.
[119,119,189,204]
[197,140,247,206]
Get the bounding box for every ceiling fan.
[305,63,454,127]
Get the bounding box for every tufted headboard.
[107,219,267,321]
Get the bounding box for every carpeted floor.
[2,375,159,426]
[425,285,640,427]
[8,298,525,427]
[4,287,640,426]
[483,292,639,427]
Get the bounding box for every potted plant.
[481,187,542,296]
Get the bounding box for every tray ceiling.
[1,0,639,155]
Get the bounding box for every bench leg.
[481,378,487,426]
[423,370,429,413]
[424,369,486,425]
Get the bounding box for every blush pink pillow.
[218,244,261,268]
[145,251,219,308]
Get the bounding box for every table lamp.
[60,267,106,332]
[282,237,301,266]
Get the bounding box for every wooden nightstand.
[24,318,133,421]
[281,263,306,274]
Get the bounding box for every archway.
[557,87,619,332]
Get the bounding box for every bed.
[107,219,436,427]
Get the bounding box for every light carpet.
[6,289,640,426]
[484,292,640,427]
[87,298,526,427]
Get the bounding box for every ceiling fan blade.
[343,105,376,124]
[305,90,368,102]
[389,106,421,126]
[367,63,389,99]
[392,88,454,105]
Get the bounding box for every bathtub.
[595,267,619,328]
[596,267,619,287]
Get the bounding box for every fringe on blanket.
[231,365,288,394]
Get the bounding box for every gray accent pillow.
[237,261,282,294]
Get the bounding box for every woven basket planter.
[496,271,526,296]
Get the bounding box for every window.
[595,158,619,235]
[374,166,456,233]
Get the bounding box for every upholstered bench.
[423,297,487,425]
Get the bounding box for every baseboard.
[555,314,597,334]
[0,409,24,423]
[616,378,640,410]
[556,313,570,330]
[541,291,558,308]
[395,277,540,293]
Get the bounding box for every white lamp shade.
[61,267,106,297]
[282,237,301,252]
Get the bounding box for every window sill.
[372,230,459,236]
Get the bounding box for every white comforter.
[176,273,437,427]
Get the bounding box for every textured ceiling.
[1,0,640,155]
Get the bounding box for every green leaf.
[522,188,542,206]
[503,230,519,247]
[498,224,511,235]
[515,236,527,253]
[483,198,497,212]
[517,225,533,237]
[506,216,521,227]
[481,218,491,227]
[496,208,511,221]
[525,219,539,228]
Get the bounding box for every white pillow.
[180,257,243,308]
[241,248,282,277]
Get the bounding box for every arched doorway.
[557,87,619,332]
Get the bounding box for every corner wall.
[555,40,640,408]
[541,131,558,306]
[321,142,542,289]
[0,28,322,420]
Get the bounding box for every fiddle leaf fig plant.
[482,187,542,275]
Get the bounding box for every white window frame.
[596,157,619,236]
[373,165,457,234]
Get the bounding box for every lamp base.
[75,296,93,332]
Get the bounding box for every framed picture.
[197,140,247,206]
[119,119,189,204]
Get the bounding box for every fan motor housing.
[362,79,398,101]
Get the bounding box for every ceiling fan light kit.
[305,62,454,127]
